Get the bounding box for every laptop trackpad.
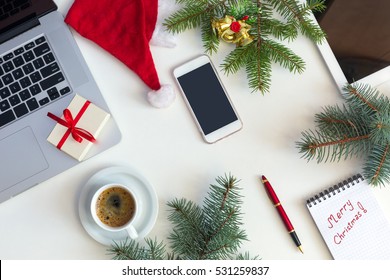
[0,127,48,191]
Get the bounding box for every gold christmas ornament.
[211,15,253,47]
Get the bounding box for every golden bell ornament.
[211,15,254,47]
[211,15,234,36]
[233,20,254,47]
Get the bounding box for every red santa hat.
[65,0,176,108]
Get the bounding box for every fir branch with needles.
[297,84,390,186]
[108,238,167,260]
[107,174,258,260]
[164,0,326,93]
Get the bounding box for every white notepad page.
[306,175,390,260]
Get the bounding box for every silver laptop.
[0,0,121,203]
[313,0,390,92]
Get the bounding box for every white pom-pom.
[147,84,176,108]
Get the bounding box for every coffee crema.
[95,186,136,228]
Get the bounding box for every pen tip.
[298,246,304,254]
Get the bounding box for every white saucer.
[78,166,159,246]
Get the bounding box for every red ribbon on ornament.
[47,100,96,149]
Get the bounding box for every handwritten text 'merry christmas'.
[327,199,368,245]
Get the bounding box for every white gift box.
[47,94,110,161]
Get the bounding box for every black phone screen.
[177,63,238,135]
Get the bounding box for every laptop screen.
[315,0,390,83]
[0,0,56,36]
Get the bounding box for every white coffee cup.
[90,183,138,239]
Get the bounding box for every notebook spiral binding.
[306,174,364,208]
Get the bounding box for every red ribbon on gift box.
[47,100,96,149]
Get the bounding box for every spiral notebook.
[306,174,390,260]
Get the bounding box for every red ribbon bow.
[47,100,96,149]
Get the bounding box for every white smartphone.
[173,55,242,143]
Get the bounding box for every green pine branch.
[246,43,272,92]
[200,175,247,259]
[261,39,305,74]
[222,44,253,74]
[364,144,390,186]
[297,129,370,163]
[342,84,380,115]
[168,174,248,260]
[167,198,208,259]
[164,0,228,34]
[297,84,390,186]
[164,0,326,93]
[267,0,326,43]
[227,0,259,21]
[370,108,390,145]
[107,174,256,260]
[262,18,298,42]
[108,238,166,260]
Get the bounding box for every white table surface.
[1,0,390,260]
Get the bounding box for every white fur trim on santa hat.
[150,0,177,48]
[151,24,176,48]
[147,84,176,108]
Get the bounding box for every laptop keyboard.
[0,35,72,128]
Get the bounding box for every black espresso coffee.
[95,186,136,227]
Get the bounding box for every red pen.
[261,175,303,253]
